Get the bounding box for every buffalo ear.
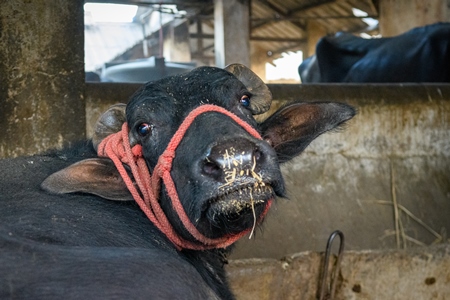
[260,102,356,163]
[224,63,272,115]
[41,158,133,201]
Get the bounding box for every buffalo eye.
[239,94,251,108]
[137,123,152,137]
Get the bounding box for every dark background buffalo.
[299,22,450,83]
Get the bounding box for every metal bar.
[85,0,209,5]
[318,230,345,300]
[250,36,307,43]
[252,15,378,21]
[190,34,306,43]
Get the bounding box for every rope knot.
[131,144,143,157]
[157,149,176,174]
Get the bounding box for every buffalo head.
[42,64,355,250]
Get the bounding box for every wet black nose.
[201,138,264,181]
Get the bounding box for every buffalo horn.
[225,63,272,115]
[92,103,127,151]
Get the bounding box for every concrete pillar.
[306,20,327,57]
[214,0,250,68]
[0,0,85,158]
[163,20,191,62]
[379,0,448,36]
[250,45,267,82]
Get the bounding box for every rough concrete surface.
[227,244,450,300]
[0,0,85,158]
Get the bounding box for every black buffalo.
[299,22,450,83]
[0,64,355,299]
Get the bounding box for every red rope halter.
[97,104,273,251]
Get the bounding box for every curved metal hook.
[318,230,345,300]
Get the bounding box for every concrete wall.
[227,244,450,299]
[0,0,85,158]
[379,0,449,36]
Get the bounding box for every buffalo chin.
[205,185,274,234]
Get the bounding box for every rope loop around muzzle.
[98,104,273,251]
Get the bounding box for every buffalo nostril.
[254,148,263,162]
[202,159,222,178]
[202,139,265,182]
